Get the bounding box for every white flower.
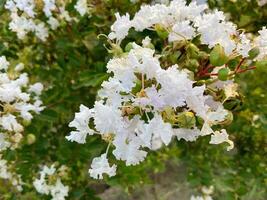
[129,44,160,79]
[0,159,12,179]
[88,153,116,179]
[50,179,69,200]
[133,86,165,110]
[157,65,193,108]
[146,114,173,148]
[191,195,213,200]
[169,20,196,42]
[0,56,10,70]
[0,158,23,191]
[194,10,237,55]
[258,0,267,6]
[34,22,49,41]
[142,36,152,47]
[5,0,36,17]
[113,134,147,166]
[236,33,252,57]
[210,129,234,151]
[108,13,132,41]
[14,63,24,72]
[47,17,60,30]
[66,105,94,144]
[106,56,136,92]
[174,128,201,142]
[74,0,88,16]
[0,56,44,149]
[8,13,35,39]
[43,0,56,17]
[0,133,11,151]
[34,165,69,200]
[256,27,267,60]
[0,114,23,133]
[29,83,44,95]
[59,7,73,22]
[98,77,129,107]
[93,101,124,134]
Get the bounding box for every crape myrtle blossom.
[0,56,44,151]
[67,0,266,179]
[0,158,23,191]
[67,43,234,179]
[108,0,254,57]
[191,185,214,200]
[5,0,89,41]
[33,165,69,200]
[255,27,267,60]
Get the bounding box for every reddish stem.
[234,58,245,73]
[236,66,256,73]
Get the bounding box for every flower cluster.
[67,42,235,179]
[33,164,69,200]
[0,56,44,152]
[0,55,44,191]
[108,0,254,56]
[258,0,267,6]
[256,27,267,60]
[0,157,23,191]
[191,185,214,200]
[67,0,266,179]
[5,0,90,41]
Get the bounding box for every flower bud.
[210,44,228,66]
[26,134,36,145]
[186,43,199,59]
[162,107,176,123]
[248,47,260,60]
[155,24,168,39]
[125,42,134,52]
[187,59,199,71]
[175,111,196,128]
[11,133,23,143]
[218,68,229,81]
[22,119,31,127]
[169,51,181,63]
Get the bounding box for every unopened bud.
[248,47,260,60]
[27,134,36,145]
[218,68,229,81]
[186,43,199,59]
[210,44,228,66]
[125,42,134,52]
[22,120,31,127]
[155,24,168,39]
[175,111,196,128]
